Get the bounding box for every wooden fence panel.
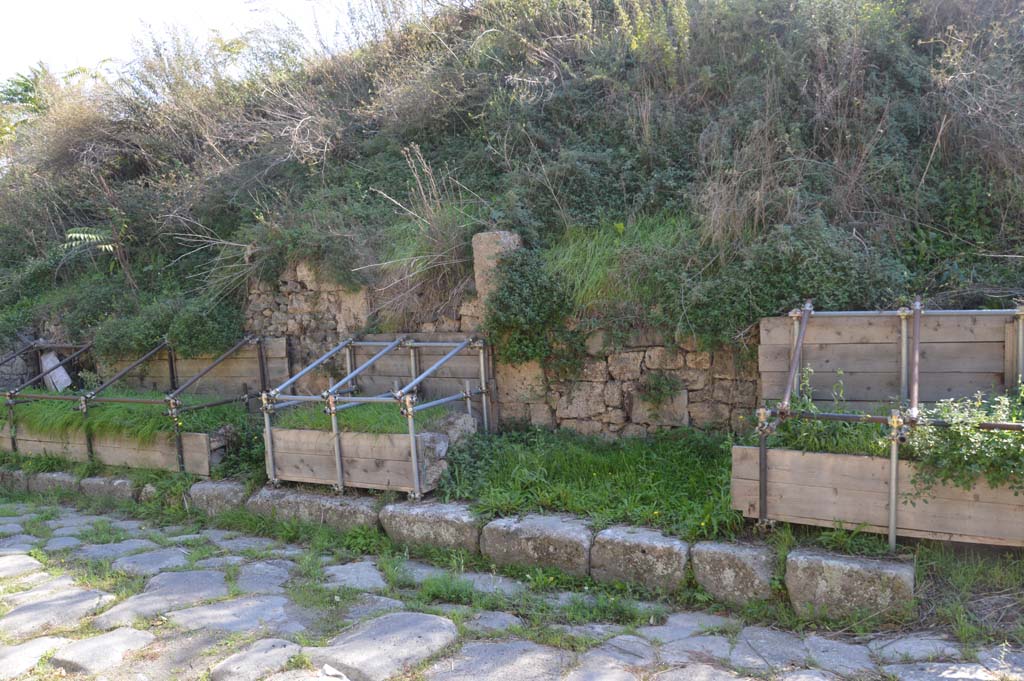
[731,445,1024,547]
[104,338,288,396]
[759,312,1017,405]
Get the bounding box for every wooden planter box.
[268,428,448,494]
[731,445,1024,547]
[0,424,225,477]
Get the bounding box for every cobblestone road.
[0,501,1020,680]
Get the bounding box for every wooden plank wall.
[760,313,1016,407]
[270,428,445,493]
[104,338,289,396]
[732,445,1024,547]
[0,425,214,475]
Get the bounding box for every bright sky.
[1,0,358,80]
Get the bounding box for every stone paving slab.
[659,634,733,665]
[638,612,737,643]
[424,639,573,681]
[94,569,229,629]
[0,587,114,639]
[168,594,306,634]
[210,637,302,680]
[868,632,962,663]
[44,536,81,551]
[0,553,41,579]
[196,555,246,568]
[0,635,71,680]
[465,610,522,633]
[112,546,190,575]
[345,593,406,620]
[308,612,458,681]
[803,635,875,676]
[237,560,293,594]
[655,663,753,680]
[0,523,22,536]
[49,626,155,674]
[0,534,38,549]
[76,538,158,560]
[1,575,77,608]
[730,626,808,671]
[978,643,1024,679]
[324,560,387,591]
[882,662,999,680]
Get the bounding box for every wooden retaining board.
[0,424,216,476]
[104,338,289,396]
[269,427,446,493]
[759,313,1018,405]
[731,445,1024,547]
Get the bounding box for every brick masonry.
[243,232,758,435]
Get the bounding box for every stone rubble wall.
[243,232,758,434]
[0,337,37,391]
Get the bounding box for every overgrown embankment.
[0,0,1022,360]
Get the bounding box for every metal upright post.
[409,344,419,396]
[909,298,923,421]
[167,345,179,392]
[898,307,911,403]
[1016,307,1024,389]
[464,380,474,418]
[262,392,278,484]
[756,407,769,523]
[887,410,904,552]
[404,393,422,500]
[79,396,95,462]
[7,400,16,453]
[256,338,269,393]
[477,344,490,432]
[344,346,355,393]
[328,393,345,492]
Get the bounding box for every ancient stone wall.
[243,232,758,434]
[495,332,757,436]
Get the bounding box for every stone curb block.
[0,469,28,492]
[379,501,480,553]
[80,477,136,502]
[245,486,378,532]
[481,514,592,577]
[691,541,774,606]
[189,480,250,516]
[27,471,79,495]
[786,547,915,619]
[591,525,689,591]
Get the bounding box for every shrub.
[167,298,245,358]
[93,299,177,360]
[679,219,909,346]
[483,249,583,378]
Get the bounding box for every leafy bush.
[680,221,908,346]
[167,298,245,358]
[93,299,177,360]
[906,387,1024,495]
[483,249,584,378]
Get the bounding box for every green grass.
[272,402,447,434]
[2,389,248,444]
[440,427,741,541]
